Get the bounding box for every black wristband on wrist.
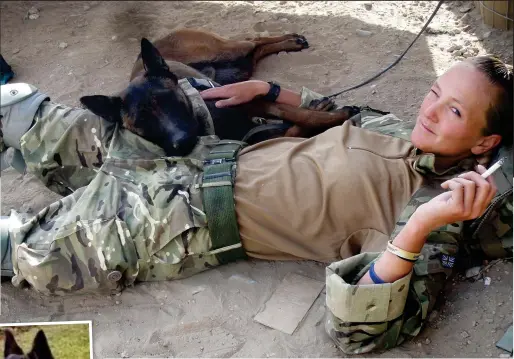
[263,81,281,102]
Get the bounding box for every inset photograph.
[1,321,91,359]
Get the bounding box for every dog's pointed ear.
[80,95,123,123]
[4,329,24,356]
[29,330,54,359]
[140,38,177,83]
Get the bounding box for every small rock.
[465,266,481,278]
[467,340,472,345]
[279,17,288,22]
[12,48,20,54]
[420,2,426,6]
[485,318,494,323]
[363,3,372,10]
[472,320,478,326]
[417,343,422,347]
[83,4,91,10]
[459,4,473,13]
[371,90,377,94]
[120,351,128,358]
[425,338,431,345]
[498,302,503,306]
[453,29,462,34]
[460,331,470,339]
[484,276,492,285]
[504,271,509,275]
[115,300,120,305]
[356,29,373,37]
[483,31,491,39]
[28,13,39,20]
[447,44,463,53]
[28,6,39,15]
[58,42,68,49]
[111,35,117,41]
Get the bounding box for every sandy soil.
[1,1,512,357]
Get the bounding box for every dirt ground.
[0,1,513,358]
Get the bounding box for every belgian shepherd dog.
[80,29,358,156]
[4,329,54,359]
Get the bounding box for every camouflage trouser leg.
[8,102,221,295]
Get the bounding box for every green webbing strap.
[201,140,247,264]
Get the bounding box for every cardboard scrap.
[496,324,513,354]
[253,273,324,335]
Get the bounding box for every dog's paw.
[292,34,309,49]
[307,97,336,111]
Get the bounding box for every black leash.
[327,0,445,99]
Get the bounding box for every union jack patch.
[440,254,456,268]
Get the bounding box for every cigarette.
[481,157,505,179]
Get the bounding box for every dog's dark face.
[80,38,198,156]
[4,329,54,359]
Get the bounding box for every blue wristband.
[369,262,385,284]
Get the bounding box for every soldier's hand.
[413,165,497,231]
[200,80,270,108]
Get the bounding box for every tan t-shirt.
[234,121,424,262]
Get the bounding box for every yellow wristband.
[387,240,421,262]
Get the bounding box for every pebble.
[58,42,68,49]
[83,4,91,10]
[467,340,472,345]
[473,321,478,326]
[447,44,463,53]
[111,35,117,41]
[484,276,491,285]
[28,6,39,15]
[417,343,422,347]
[425,338,431,345]
[465,266,481,278]
[459,4,473,13]
[356,29,373,37]
[28,13,39,20]
[461,331,470,339]
[485,318,494,323]
[483,31,492,39]
[115,300,120,305]
[12,48,20,54]
[363,3,372,10]
[121,351,128,358]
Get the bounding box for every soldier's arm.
[325,168,499,354]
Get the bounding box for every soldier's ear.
[80,95,123,123]
[4,329,24,356]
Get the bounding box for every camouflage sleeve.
[298,87,415,140]
[325,231,461,354]
[298,86,326,108]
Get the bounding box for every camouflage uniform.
[3,79,229,295]
[1,83,512,354]
[298,88,513,354]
